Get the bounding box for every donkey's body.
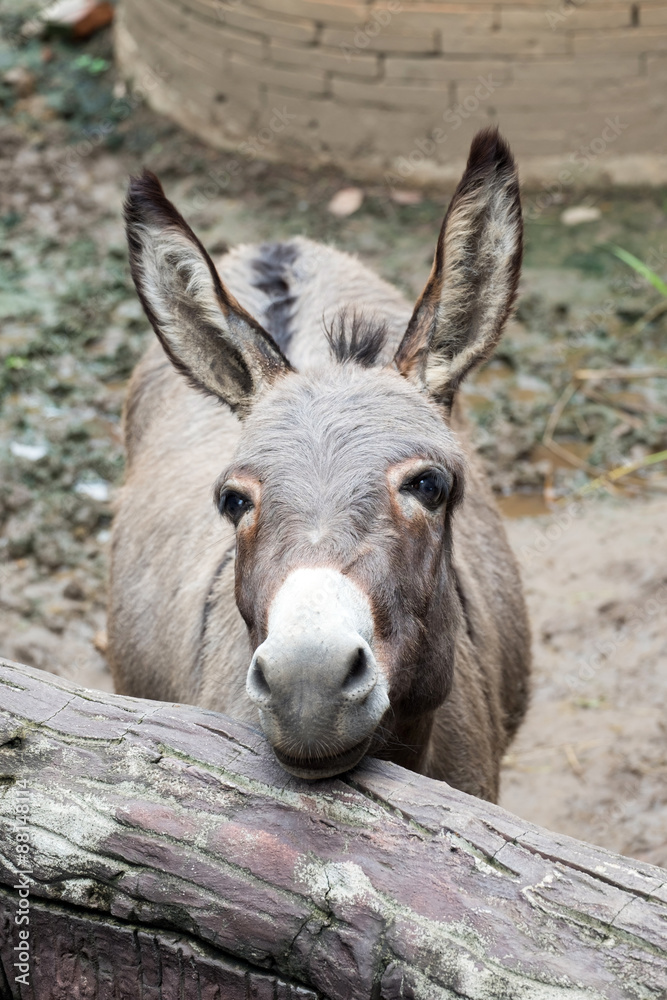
[109,130,530,801]
[110,234,529,801]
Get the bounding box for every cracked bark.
[0,658,665,1000]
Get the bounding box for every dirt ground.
[0,7,665,866]
[504,496,667,869]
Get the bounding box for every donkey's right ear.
[125,171,292,417]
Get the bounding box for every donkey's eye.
[401,470,450,510]
[219,490,253,525]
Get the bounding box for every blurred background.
[0,0,665,865]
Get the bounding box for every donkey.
[108,127,530,802]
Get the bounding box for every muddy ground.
[505,496,667,868]
[0,6,666,865]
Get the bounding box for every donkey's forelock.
[325,309,391,368]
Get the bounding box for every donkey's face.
[125,128,522,779]
[217,365,466,776]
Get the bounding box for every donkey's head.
[125,128,522,779]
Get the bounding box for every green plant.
[73,54,109,76]
[610,245,667,297]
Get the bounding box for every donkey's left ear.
[394,128,522,407]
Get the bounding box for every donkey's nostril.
[247,654,271,703]
[344,648,367,687]
[341,646,376,700]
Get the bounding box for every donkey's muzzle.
[245,567,389,780]
[272,735,374,779]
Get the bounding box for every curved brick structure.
[116,0,667,185]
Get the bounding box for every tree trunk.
[0,658,665,1000]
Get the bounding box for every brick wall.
[115,0,667,186]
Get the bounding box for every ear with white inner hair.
[394,127,523,408]
[124,170,293,417]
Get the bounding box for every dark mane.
[325,309,390,368]
[251,241,299,354]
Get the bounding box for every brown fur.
[108,128,530,802]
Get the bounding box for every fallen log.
[0,658,665,1000]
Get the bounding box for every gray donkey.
[108,127,530,802]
